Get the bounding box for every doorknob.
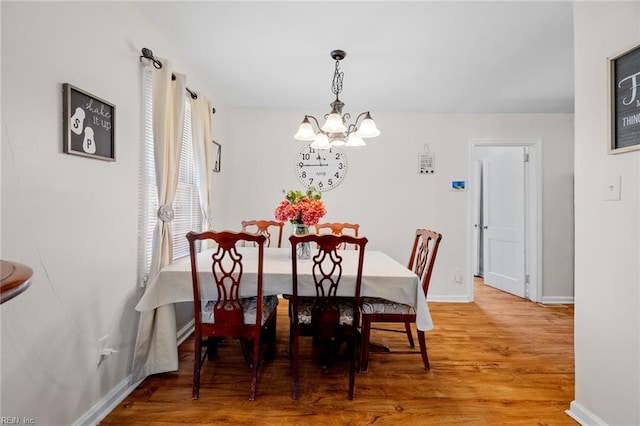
[483,226,488,229]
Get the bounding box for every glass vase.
[291,223,311,259]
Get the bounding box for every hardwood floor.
[102,279,575,425]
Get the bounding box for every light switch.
[603,175,621,201]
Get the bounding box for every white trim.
[468,138,542,303]
[427,294,473,303]
[540,296,574,305]
[566,400,607,426]
[73,375,141,426]
[177,319,195,345]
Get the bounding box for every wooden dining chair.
[289,233,368,400]
[314,222,360,249]
[241,220,284,248]
[186,230,278,400]
[359,229,442,373]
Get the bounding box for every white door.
[471,160,483,276]
[482,148,526,298]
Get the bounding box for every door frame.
[468,139,542,302]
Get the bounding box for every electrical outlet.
[97,335,109,364]
[453,268,462,283]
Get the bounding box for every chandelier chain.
[331,59,344,97]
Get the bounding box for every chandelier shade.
[310,133,331,150]
[293,117,316,141]
[345,134,366,147]
[355,112,381,138]
[321,113,348,133]
[294,50,380,149]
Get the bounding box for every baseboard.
[423,293,574,304]
[540,296,575,304]
[75,321,194,426]
[566,400,607,425]
[177,319,195,345]
[73,375,141,426]
[427,294,472,303]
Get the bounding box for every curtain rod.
[140,47,216,114]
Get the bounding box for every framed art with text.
[212,141,221,172]
[63,83,115,161]
[609,42,640,154]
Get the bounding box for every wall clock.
[295,143,347,192]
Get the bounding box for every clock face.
[295,144,347,192]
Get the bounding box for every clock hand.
[316,153,327,166]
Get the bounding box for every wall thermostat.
[451,181,466,190]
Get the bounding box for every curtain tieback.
[157,205,175,222]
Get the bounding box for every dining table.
[131,246,433,382]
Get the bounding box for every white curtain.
[191,95,214,231]
[132,59,187,382]
[149,60,187,278]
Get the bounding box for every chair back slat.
[407,229,442,297]
[290,233,366,299]
[241,220,284,248]
[210,245,245,324]
[311,249,343,298]
[314,222,360,249]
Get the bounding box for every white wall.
[571,2,640,425]
[0,2,226,424]
[221,110,574,301]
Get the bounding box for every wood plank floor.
[102,279,575,425]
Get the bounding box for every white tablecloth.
[131,247,433,382]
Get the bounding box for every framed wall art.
[609,42,640,154]
[212,140,221,172]
[63,83,115,161]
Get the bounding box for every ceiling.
[134,1,575,114]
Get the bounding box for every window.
[138,68,202,286]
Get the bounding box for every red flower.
[274,188,326,226]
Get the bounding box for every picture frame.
[212,140,221,172]
[63,83,115,161]
[609,42,640,154]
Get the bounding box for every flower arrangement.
[274,187,326,226]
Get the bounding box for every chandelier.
[294,49,380,149]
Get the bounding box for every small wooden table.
[1,260,33,304]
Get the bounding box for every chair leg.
[265,313,277,362]
[288,303,294,361]
[249,336,260,400]
[404,321,415,348]
[417,330,430,370]
[193,338,202,399]
[348,325,357,400]
[359,315,372,373]
[292,331,299,400]
[288,320,294,362]
[206,337,219,360]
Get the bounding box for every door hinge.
[523,148,530,163]
[524,274,530,297]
